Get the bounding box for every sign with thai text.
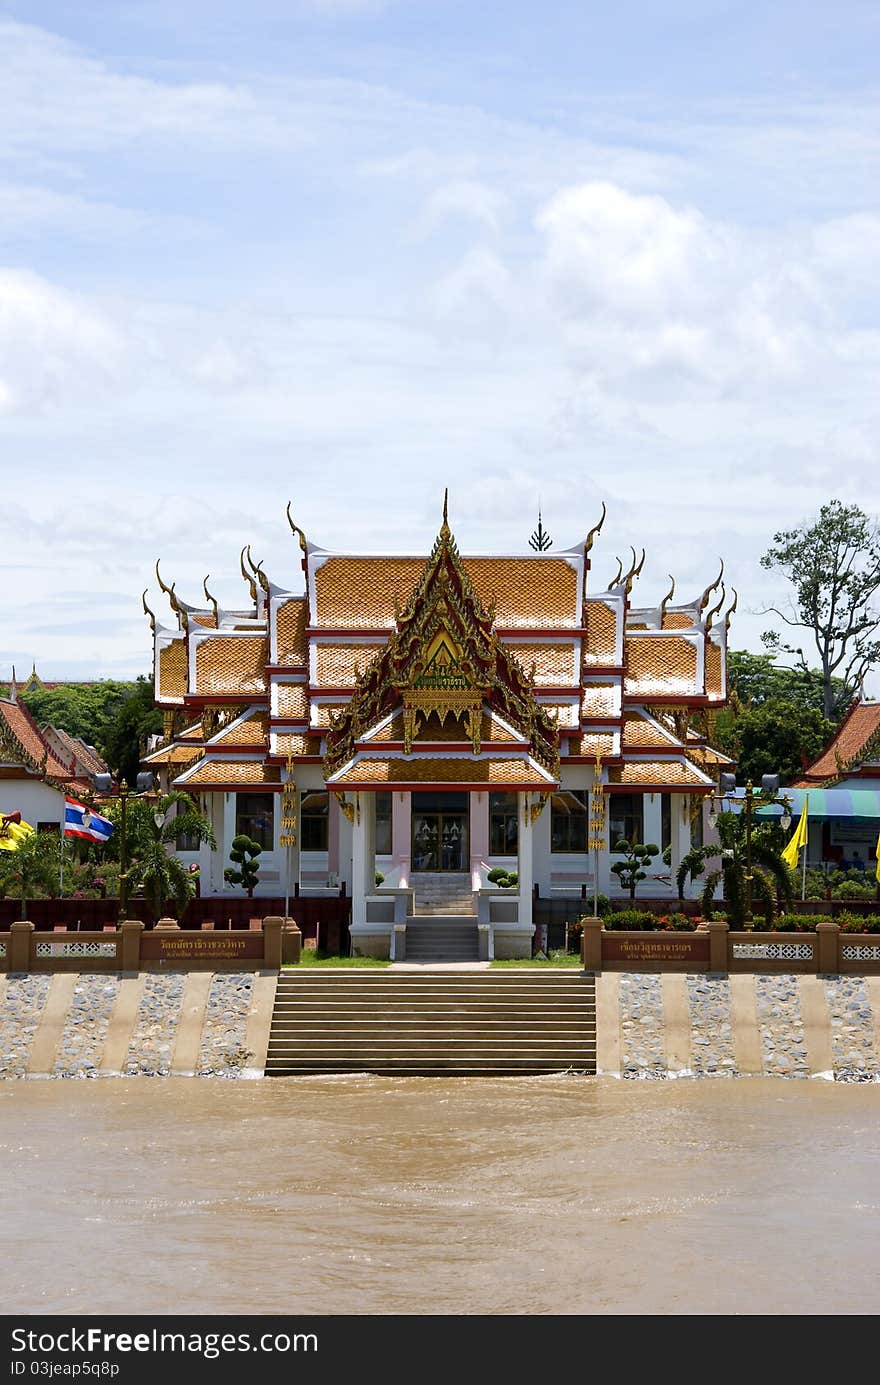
[603,934,709,966]
[140,932,264,962]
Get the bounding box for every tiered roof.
[792,701,880,787]
[147,502,733,797]
[0,697,89,788]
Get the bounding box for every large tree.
[760,500,880,719]
[15,676,162,782]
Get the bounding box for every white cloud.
[0,269,125,412]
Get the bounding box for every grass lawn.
[491,951,584,968]
[284,949,390,969]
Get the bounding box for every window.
[661,794,671,851]
[235,793,274,850]
[301,790,329,852]
[174,799,201,852]
[375,792,392,855]
[609,793,644,849]
[489,792,518,855]
[550,789,588,853]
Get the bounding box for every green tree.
[760,500,880,719]
[714,696,835,785]
[99,677,163,783]
[610,839,660,901]
[723,649,846,715]
[224,835,263,898]
[0,832,62,918]
[125,791,215,921]
[677,806,793,928]
[17,676,163,782]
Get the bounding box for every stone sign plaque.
[603,933,709,968]
[140,932,264,963]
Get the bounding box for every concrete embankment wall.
[0,971,277,1079]
[2,970,880,1080]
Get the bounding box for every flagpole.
[801,793,809,901]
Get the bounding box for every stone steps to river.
[266,971,596,1076]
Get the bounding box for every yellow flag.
[0,816,35,851]
[875,828,880,886]
[781,799,808,870]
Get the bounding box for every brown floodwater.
[2,1076,879,1316]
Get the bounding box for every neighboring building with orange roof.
[792,700,880,789]
[0,695,92,832]
[146,501,734,954]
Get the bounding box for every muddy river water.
[2,1076,879,1316]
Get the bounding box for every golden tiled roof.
[573,732,616,757]
[310,701,346,729]
[608,759,710,787]
[157,638,188,703]
[581,681,621,718]
[538,701,580,730]
[331,756,554,787]
[662,612,694,630]
[583,600,618,664]
[624,636,698,696]
[191,614,217,628]
[365,711,525,745]
[178,759,280,787]
[622,712,679,749]
[687,744,734,768]
[705,640,723,699]
[210,712,268,747]
[315,641,385,687]
[504,642,577,685]
[142,743,203,767]
[178,722,203,741]
[194,635,268,696]
[276,598,308,664]
[271,732,322,758]
[273,682,309,719]
[313,556,579,629]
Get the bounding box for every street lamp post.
[588,753,607,919]
[707,771,791,928]
[93,772,155,923]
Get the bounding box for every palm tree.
[125,792,215,922]
[0,830,62,919]
[677,807,792,928]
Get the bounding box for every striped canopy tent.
[725,788,880,820]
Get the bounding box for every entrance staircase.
[412,872,475,916]
[265,971,596,1076]
[404,918,479,962]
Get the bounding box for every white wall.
[0,776,67,829]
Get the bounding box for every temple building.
[145,500,735,956]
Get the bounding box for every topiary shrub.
[487,867,518,889]
[610,840,661,901]
[224,834,263,898]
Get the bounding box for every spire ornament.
[202,576,219,625]
[529,507,553,552]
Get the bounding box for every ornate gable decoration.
[324,498,560,778]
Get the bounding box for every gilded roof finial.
[724,588,738,633]
[249,548,271,597]
[440,488,450,539]
[202,576,219,625]
[699,558,725,614]
[705,583,726,630]
[142,589,157,635]
[624,546,646,595]
[584,501,606,556]
[240,546,257,604]
[609,555,623,588]
[659,575,676,625]
[155,560,186,627]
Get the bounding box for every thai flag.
[64,797,114,844]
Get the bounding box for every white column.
[351,799,368,926]
[517,793,533,927]
[669,794,687,897]
[221,791,236,893]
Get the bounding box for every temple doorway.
[411,791,469,872]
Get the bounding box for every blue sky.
[0,1,878,682]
